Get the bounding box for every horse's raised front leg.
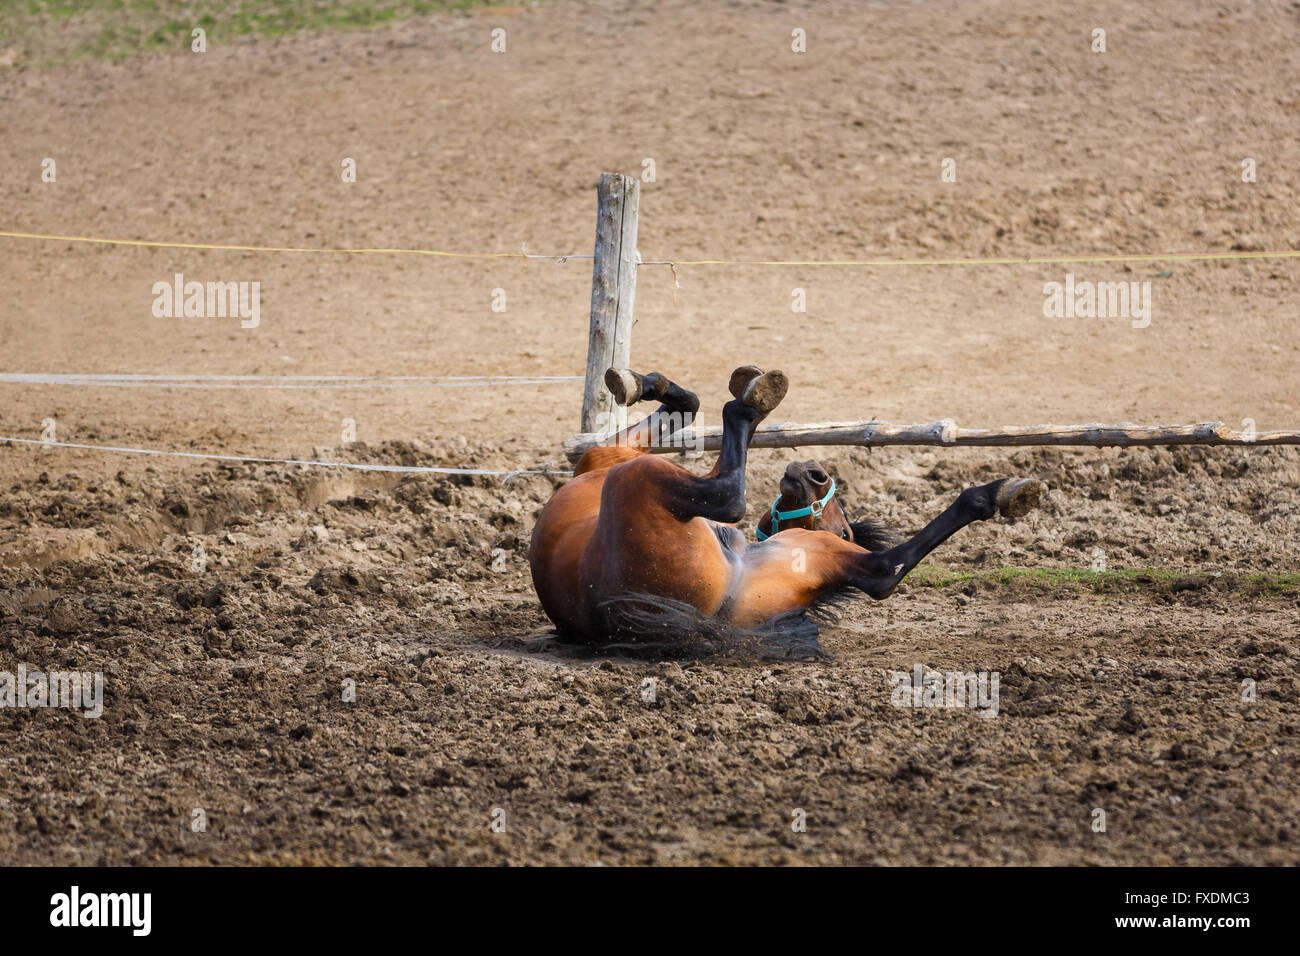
[657,367,787,524]
[848,477,1043,599]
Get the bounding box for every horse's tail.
[594,593,826,659]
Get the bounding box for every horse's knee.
[680,483,745,524]
[648,463,747,524]
[652,374,699,416]
[861,579,897,600]
[849,552,901,600]
[716,498,747,525]
[701,473,747,524]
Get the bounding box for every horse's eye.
[841,528,851,540]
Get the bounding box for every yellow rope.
[656,250,1300,267]
[2,229,1297,268]
[0,229,529,258]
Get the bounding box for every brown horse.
[529,366,1042,652]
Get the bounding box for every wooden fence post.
[581,172,639,434]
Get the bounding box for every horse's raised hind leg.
[848,477,1043,599]
[572,370,703,477]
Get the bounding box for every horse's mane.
[850,517,898,552]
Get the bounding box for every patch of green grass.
[0,0,525,68]
[906,565,1300,598]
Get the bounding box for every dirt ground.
[1,0,1298,865]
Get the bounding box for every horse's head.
[755,459,854,542]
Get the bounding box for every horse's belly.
[597,516,737,617]
[729,536,827,628]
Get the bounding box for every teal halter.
[754,477,836,541]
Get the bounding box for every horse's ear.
[849,518,898,552]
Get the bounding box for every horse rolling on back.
[528,366,1043,652]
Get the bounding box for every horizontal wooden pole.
[564,420,1300,463]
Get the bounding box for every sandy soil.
[1,0,1298,865]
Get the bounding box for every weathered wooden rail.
[564,419,1300,464]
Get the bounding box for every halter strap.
[754,477,836,541]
